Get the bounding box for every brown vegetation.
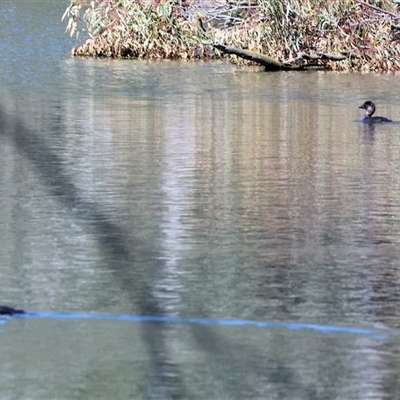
[63,0,400,72]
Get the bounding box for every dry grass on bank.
[63,0,400,72]
[63,0,212,58]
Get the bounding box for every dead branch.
[215,45,347,70]
[214,44,282,70]
[355,0,399,19]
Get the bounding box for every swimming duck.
[0,305,24,315]
[359,101,392,123]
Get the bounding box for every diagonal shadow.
[0,104,188,397]
[0,103,258,398]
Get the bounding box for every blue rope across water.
[1,311,389,338]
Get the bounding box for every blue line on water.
[5,311,388,338]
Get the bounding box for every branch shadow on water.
[0,102,269,399]
[0,104,189,398]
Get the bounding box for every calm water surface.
[1,2,400,399]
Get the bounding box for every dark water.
[1,2,400,399]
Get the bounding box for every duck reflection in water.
[359,101,392,124]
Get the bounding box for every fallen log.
[214,44,348,70]
[214,44,282,70]
[289,52,347,62]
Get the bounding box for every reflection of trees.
[2,67,399,397]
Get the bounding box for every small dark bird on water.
[0,306,25,315]
[359,101,392,123]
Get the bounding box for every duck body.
[359,101,392,124]
[0,305,24,315]
[362,116,392,124]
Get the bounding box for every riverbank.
[63,0,400,72]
